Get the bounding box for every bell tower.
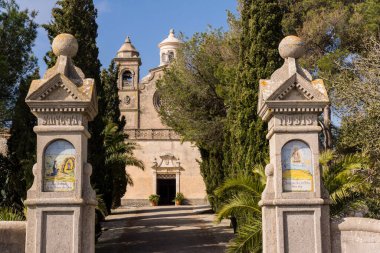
[158,29,182,66]
[114,37,141,129]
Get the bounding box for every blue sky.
[18,0,237,78]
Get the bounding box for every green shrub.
[0,208,25,221]
[148,194,160,204]
[173,192,185,203]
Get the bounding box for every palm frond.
[126,172,134,186]
[214,173,264,198]
[321,150,370,217]
[227,218,262,253]
[252,163,266,187]
[125,157,144,170]
[216,193,261,222]
[96,194,108,218]
[319,149,334,167]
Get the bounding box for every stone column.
[175,172,180,193]
[152,170,157,194]
[24,34,98,253]
[257,36,331,253]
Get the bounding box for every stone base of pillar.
[25,201,96,253]
[262,200,330,253]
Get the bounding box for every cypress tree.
[102,61,125,129]
[7,69,39,192]
[1,69,39,211]
[43,0,110,209]
[199,147,225,209]
[224,0,283,176]
[101,60,126,208]
[43,0,102,85]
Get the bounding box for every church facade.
[114,30,207,206]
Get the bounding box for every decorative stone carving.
[278,114,314,126]
[52,33,78,57]
[125,129,181,140]
[124,95,131,105]
[152,153,183,195]
[152,153,182,171]
[39,113,84,126]
[157,174,176,179]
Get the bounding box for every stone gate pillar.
[24,34,98,253]
[257,36,331,253]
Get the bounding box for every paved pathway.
[96,206,234,253]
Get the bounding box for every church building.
[114,30,207,206]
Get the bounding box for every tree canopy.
[0,0,37,127]
[0,0,37,212]
[223,0,283,176]
[157,25,240,208]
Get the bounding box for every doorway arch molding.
[152,153,184,196]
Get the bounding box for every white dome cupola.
[158,29,182,66]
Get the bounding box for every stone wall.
[0,221,26,253]
[331,217,380,253]
[122,140,207,204]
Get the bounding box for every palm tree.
[216,151,370,252]
[94,122,144,239]
[320,150,370,218]
[215,165,266,253]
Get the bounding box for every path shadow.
[96,206,232,253]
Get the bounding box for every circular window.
[153,91,162,111]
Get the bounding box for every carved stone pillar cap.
[279,35,305,59]
[52,33,78,57]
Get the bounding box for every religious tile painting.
[44,140,75,192]
[281,140,313,192]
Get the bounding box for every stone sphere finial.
[278,35,305,59]
[52,33,78,57]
